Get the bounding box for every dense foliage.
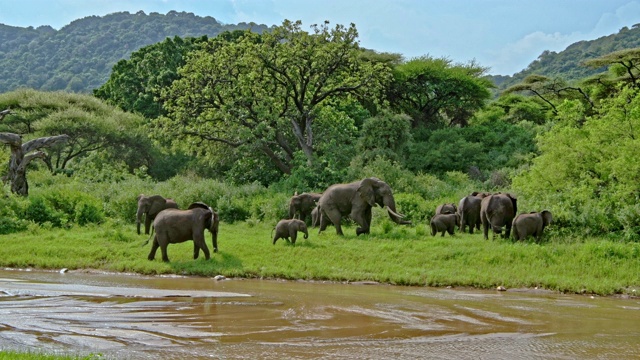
[0,11,270,93]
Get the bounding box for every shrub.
[24,196,66,227]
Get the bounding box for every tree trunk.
[0,132,69,196]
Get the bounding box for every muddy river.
[0,269,638,359]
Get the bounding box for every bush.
[24,196,66,227]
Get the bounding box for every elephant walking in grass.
[480,193,517,240]
[430,213,460,237]
[146,202,219,262]
[318,177,411,236]
[136,194,178,235]
[272,219,309,245]
[512,210,552,242]
[457,192,491,234]
[289,192,322,224]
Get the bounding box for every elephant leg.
[194,233,210,260]
[148,237,159,261]
[160,243,170,262]
[324,209,344,236]
[482,217,489,240]
[290,230,297,245]
[353,208,371,236]
[145,216,152,235]
[193,242,200,259]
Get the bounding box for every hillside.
[491,23,640,91]
[0,11,270,93]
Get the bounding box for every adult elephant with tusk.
[318,177,411,236]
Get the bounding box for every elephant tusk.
[385,206,405,218]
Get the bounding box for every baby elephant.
[272,219,309,245]
[512,210,552,242]
[430,213,460,237]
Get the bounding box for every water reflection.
[0,269,638,359]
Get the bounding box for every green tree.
[354,110,412,164]
[159,20,390,176]
[512,88,640,237]
[387,56,493,128]
[503,74,594,115]
[94,35,212,119]
[582,47,640,89]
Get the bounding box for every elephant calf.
[512,210,552,242]
[430,213,460,237]
[273,219,308,245]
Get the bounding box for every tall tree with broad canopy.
[158,20,390,175]
[387,56,493,128]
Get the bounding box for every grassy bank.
[0,218,638,296]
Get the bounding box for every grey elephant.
[272,219,309,245]
[318,177,411,236]
[311,205,320,228]
[146,202,219,262]
[457,192,491,234]
[480,193,518,240]
[512,210,552,242]
[136,194,179,235]
[430,213,460,236]
[289,192,322,224]
[435,203,457,215]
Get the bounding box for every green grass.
[0,219,638,296]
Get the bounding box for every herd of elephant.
[135,178,551,262]
[430,192,552,242]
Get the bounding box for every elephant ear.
[188,202,210,210]
[541,210,553,226]
[357,178,377,207]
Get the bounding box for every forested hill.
[0,11,270,93]
[491,23,640,90]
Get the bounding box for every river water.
[0,269,638,359]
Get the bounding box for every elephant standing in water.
[512,210,552,242]
[318,177,411,236]
[136,194,178,235]
[480,193,517,240]
[146,202,219,262]
[289,192,322,224]
[457,192,491,234]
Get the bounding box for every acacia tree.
[387,56,493,128]
[0,109,69,196]
[159,20,390,175]
[503,74,594,115]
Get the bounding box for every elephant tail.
[141,225,155,247]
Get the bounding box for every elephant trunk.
[210,211,219,252]
[136,208,144,235]
[303,228,309,239]
[384,198,412,225]
[288,202,296,219]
